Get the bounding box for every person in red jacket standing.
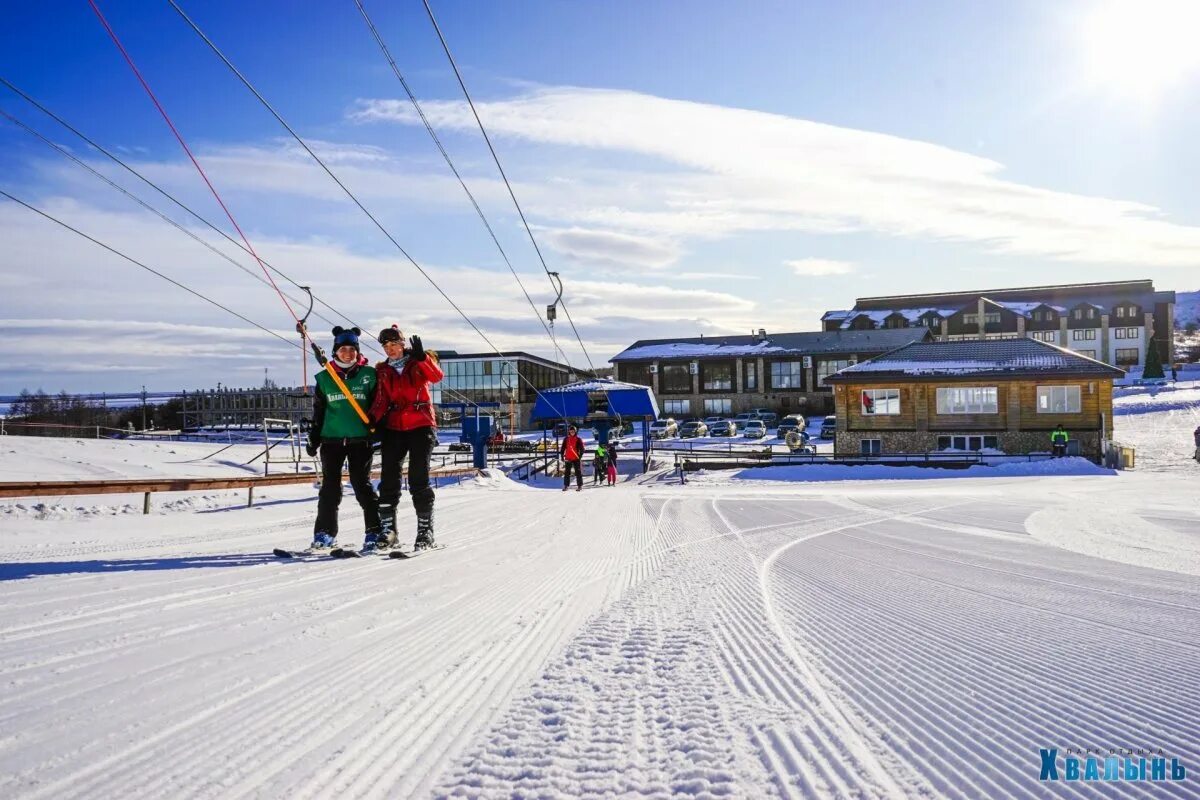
[559,424,586,492]
[369,325,444,551]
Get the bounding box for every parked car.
[552,421,570,437]
[776,415,805,436]
[742,420,767,439]
[703,415,724,427]
[734,412,756,424]
[679,419,709,438]
[819,415,837,439]
[751,409,778,426]
[649,418,678,439]
[709,420,737,437]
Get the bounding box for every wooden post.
[247,486,254,508]
[143,491,151,514]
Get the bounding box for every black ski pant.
[378,426,437,516]
[593,459,606,484]
[563,459,583,489]
[314,437,380,537]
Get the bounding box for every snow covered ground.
[1,382,1198,799]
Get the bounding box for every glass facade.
[435,356,570,405]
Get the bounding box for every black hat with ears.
[332,326,361,352]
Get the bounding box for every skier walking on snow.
[306,326,381,551]
[606,441,618,485]
[369,325,444,552]
[592,442,607,485]
[560,425,585,492]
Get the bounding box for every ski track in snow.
[2,444,1199,797]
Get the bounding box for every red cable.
[88,0,309,347]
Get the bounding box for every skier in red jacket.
[369,325,444,551]
[559,425,586,492]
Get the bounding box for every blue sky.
[1,0,1198,393]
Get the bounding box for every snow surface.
[1,391,1199,798]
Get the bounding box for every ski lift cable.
[0,108,325,328]
[351,0,574,372]
[0,185,483,413]
[419,0,598,376]
[0,188,302,350]
[166,0,574,422]
[87,0,315,362]
[0,77,381,360]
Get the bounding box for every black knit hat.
[332,326,361,352]
[377,325,403,345]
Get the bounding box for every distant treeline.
[3,389,185,434]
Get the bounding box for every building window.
[1037,385,1081,413]
[817,359,851,387]
[1087,308,1096,319]
[860,439,882,455]
[703,398,732,415]
[1076,350,1096,359]
[662,399,690,416]
[660,364,692,394]
[700,362,733,392]
[769,361,804,390]
[936,435,999,451]
[984,312,1001,325]
[936,387,998,414]
[860,388,900,415]
[1031,331,1057,343]
[1072,309,1082,320]
[620,363,652,386]
[744,360,758,392]
[1115,348,1140,366]
[1072,329,1097,341]
[1116,306,1125,318]
[1114,327,1139,339]
[963,314,978,325]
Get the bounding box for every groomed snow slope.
[2,438,1198,799]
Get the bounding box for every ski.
[273,547,336,559]
[389,544,446,559]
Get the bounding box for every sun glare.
[1080,0,1200,97]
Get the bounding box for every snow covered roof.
[825,339,1125,380]
[611,329,930,361]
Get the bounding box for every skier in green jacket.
[305,326,381,550]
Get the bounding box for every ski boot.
[359,531,382,555]
[308,532,336,552]
[377,504,398,551]
[414,509,436,551]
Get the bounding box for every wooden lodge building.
[824,339,1124,459]
[821,279,1175,370]
[610,328,932,419]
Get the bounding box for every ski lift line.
[87,0,306,341]
[1,102,474,412]
[0,108,321,325]
[351,0,575,373]
[0,77,376,357]
[0,188,302,351]
[419,0,597,377]
[167,0,572,422]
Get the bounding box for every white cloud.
[535,225,680,269]
[356,87,1200,268]
[786,258,855,277]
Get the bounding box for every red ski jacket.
[370,355,444,432]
